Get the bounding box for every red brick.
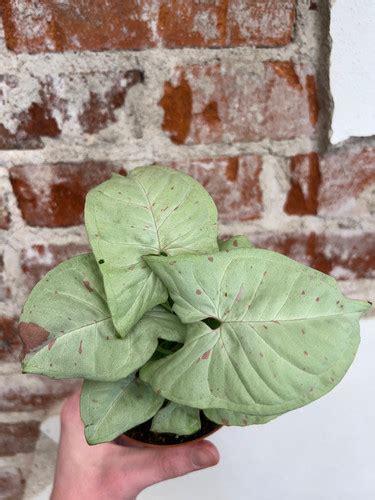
[0,75,63,149]
[78,71,143,134]
[159,62,317,145]
[251,232,375,280]
[319,145,375,216]
[171,156,263,221]
[21,243,90,290]
[158,0,295,48]
[0,467,26,500]
[2,0,157,53]
[3,1,296,53]
[0,317,22,363]
[10,162,127,227]
[0,70,142,149]
[284,153,321,215]
[0,374,78,412]
[0,421,40,457]
[284,146,375,217]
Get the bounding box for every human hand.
[51,391,220,500]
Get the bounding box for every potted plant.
[18,166,370,446]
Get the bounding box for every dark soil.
[122,411,220,445]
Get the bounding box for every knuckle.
[158,454,185,480]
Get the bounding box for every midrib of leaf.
[163,227,201,251]
[27,320,146,381]
[48,290,106,315]
[160,311,357,407]
[217,259,235,317]
[94,239,158,250]
[227,310,364,323]
[166,327,358,411]
[88,380,133,439]
[156,185,194,232]
[25,317,113,360]
[272,271,303,319]
[134,178,162,252]
[219,326,265,404]
[223,323,283,400]
[117,270,156,318]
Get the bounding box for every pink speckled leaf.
[20,254,186,381]
[140,249,369,416]
[85,166,218,337]
[81,374,164,445]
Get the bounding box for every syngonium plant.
[19,166,370,445]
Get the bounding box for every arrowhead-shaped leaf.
[85,166,218,337]
[20,254,186,381]
[151,402,201,435]
[81,375,164,444]
[141,249,370,415]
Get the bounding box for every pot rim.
[115,423,222,448]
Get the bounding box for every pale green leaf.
[151,402,201,435]
[218,235,254,251]
[20,254,186,381]
[141,249,370,416]
[204,408,277,426]
[85,166,218,337]
[81,375,164,444]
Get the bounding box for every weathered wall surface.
[0,1,374,497]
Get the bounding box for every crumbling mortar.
[1,4,374,320]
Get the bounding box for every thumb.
[131,440,219,493]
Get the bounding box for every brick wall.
[0,1,374,497]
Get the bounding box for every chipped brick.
[0,71,142,149]
[171,155,263,221]
[284,153,321,215]
[160,62,317,145]
[21,243,90,290]
[0,421,40,457]
[284,147,375,217]
[158,0,295,48]
[3,0,157,52]
[159,76,192,145]
[10,162,126,227]
[78,70,143,134]
[4,0,296,52]
[0,467,26,500]
[319,145,375,216]
[0,374,79,412]
[0,317,22,363]
[252,232,375,280]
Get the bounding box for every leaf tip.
[18,322,50,361]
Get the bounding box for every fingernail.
[191,446,217,468]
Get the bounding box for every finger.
[60,391,82,426]
[128,440,220,493]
